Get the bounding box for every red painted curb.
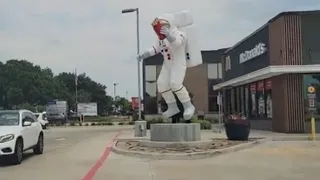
[82,130,122,180]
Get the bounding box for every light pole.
[113,83,119,101]
[121,8,142,120]
[75,68,78,113]
[113,83,118,112]
[126,91,128,100]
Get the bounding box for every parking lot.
[1,127,320,180]
[0,126,129,180]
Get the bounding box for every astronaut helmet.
[151,13,176,40]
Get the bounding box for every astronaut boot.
[173,86,195,121]
[162,102,180,119]
[182,100,195,121]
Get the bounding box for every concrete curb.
[270,136,320,141]
[111,138,267,160]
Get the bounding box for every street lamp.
[113,83,119,101]
[121,8,142,120]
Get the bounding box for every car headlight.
[0,134,15,143]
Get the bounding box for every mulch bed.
[116,138,261,154]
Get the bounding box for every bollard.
[311,117,316,141]
[134,121,147,137]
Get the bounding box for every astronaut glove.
[160,26,176,43]
[137,51,151,61]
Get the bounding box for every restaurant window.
[218,63,222,79]
[250,83,257,118]
[225,56,231,71]
[240,86,245,115]
[208,63,223,79]
[208,96,219,112]
[231,88,236,113]
[245,85,250,117]
[225,89,232,114]
[257,81,266,118]
[236,87,241,113]
[265,79,272,119]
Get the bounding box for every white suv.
[34,112,49,129]
[0,110,44,165]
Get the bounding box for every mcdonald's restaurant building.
[142,10,320,133]
[213,10,320,133]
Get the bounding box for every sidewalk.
[94,130,320,180]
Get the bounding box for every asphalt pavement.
[0,127,320,180]
[0,126,130,180]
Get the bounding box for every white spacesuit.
[138,11,202,120]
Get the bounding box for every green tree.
[0,59,119,115]
[115,96,131,111]
[56,72,112,114]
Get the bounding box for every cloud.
[1,0,320,98]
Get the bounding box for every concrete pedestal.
[150,123,201,142]
[134,121,147,137]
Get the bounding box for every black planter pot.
[224,120,250,141]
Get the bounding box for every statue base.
[150,123,201,142]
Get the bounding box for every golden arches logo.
[308,86,315,93]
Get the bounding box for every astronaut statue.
[137,10,202,121]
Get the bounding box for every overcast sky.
[1,0,320,99]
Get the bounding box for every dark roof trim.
[224,10,320,54]
[224,23,268,53]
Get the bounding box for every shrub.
[191,119,212,130]
[78,123,82,126]
[69,122,76,126]
[107,122,114,125]
[91,122,96,126]
[118,122,124,125]
[85,123,89,126]
[205,117,219,124]
[128,121,134,125]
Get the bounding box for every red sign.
[131,97,140,110]
[257,81,264,92]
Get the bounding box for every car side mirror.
[23,121,32,126]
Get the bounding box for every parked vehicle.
[0,110,44,165]
[46,100,68,124]
[33,112,49,129]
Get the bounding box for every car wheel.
[10,139,23,165]
[33,134,44,155]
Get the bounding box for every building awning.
[213,65,320,90]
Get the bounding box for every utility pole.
[75,68,78,112]
[113,83,119,101]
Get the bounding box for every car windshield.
[0,112,20,126]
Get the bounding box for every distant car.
[47,112,66,123]
[34,112,49,129]
[0,110,44,165]
[68,112,81,121]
